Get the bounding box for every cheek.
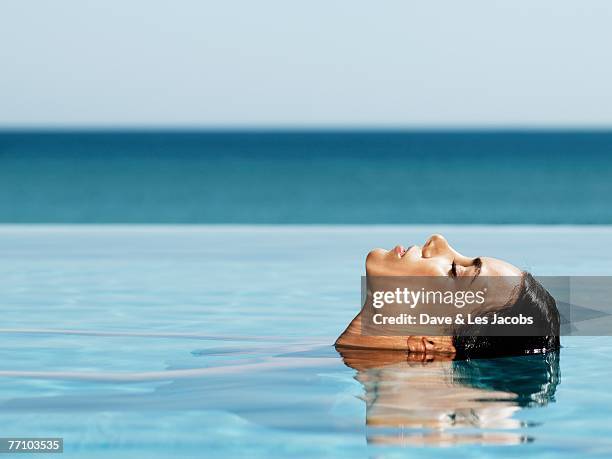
[365,251,449,277]
[405,260,448,277]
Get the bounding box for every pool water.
[1,225,611,458]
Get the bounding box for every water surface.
[0,225,611,458]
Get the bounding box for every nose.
[422,234,451,258]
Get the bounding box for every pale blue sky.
[1,0,612,128]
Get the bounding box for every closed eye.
[449,260,458,278]
[449,258,481,280]
[471,257,482,282]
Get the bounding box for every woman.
[336,234,560,359]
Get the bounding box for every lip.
[393,245,407,258]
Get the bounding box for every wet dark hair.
[452,350,560,407]
[453,272,560,360]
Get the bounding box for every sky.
[1,0,612,129]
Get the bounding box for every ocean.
[1,225,612,458]
[2,132,612,456]
[1,130,611,223]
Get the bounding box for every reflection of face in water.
[337,348,560,447]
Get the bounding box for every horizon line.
[3,125,612,134]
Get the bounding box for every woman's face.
[365,234,523,311]
[366,234,522,278]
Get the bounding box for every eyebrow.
[471,257,482,282]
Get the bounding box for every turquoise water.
[1,225,612,458]
[1,131,612,223]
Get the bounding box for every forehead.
[480,257,522,277]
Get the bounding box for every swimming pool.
[0,225,611,458]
